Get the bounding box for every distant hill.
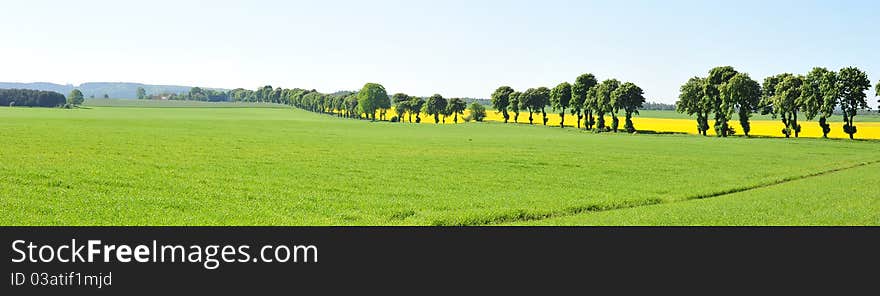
[0,82,227,99]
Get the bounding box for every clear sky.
[1,0,877,103]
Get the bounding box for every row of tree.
[136,87,230,102]
[192,83,486,124]
[0,89,67,107]
[490,74,647,133]
[676,66,876,139]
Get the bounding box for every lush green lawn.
[84,98,288,108]
[1,106,878,225]
[510,162,880,226]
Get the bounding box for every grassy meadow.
[1,101,879,225]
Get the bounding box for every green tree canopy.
[706,66,739,136]
[136,87,146,100]
[508,91,521,123]
[519,88,537,124]
[800,67,838,137]
[357,83,388,120]
[394,100,409,123]
[550,82,572,128]
[392,93,411,123]
[612,82,646,133]
[392,93,410,104]
[67,89,84,106]
[676,77,709,135]
[571,73,598,129]
[763,73,803,138]
[447,98,467,123]
[534,87,551,125]
[721,73,762,137]
[468,102,487,122]
[491,86,514,123]
[423,94,447,123]
[837,66,871,139]
[594,79,620,131]
[408,96,425,123]
[520,87,550,125]
[344,94,359,118]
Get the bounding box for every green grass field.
[83,98,288,108]
[1,103,878,225]
[509,162,880,225]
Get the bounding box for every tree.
[676,77,710,135]
[424,94,447,124]
[447,98,467,123]
[344,94,359,118]
[509,91,521,123]
[706,66,739,137]
[357,83,388,120]
[376,91,392,121]
[468,102,487,122]
[270,87,283,104]
[800,67,838,138]
[535,86,550,125]
[67,89,84,106]
[519,89,535,124]
[394,100,409,123]
[837,66,871,139]
[550,82,572,128]
[571,73,598,129]
[409,97,425,123]
[612,82,646,133]
[491,86,514,123]
[583,87,599,130]
[594,79,620,131]
[721,73,762,137]
[103,94,109,99]
[762,73,803,138]
[0,89,66,107]
[440,104,453,123]
[136,87,146,100]
[519,88,549,125]
[392,93,411,123]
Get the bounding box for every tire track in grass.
[447,159,880,226]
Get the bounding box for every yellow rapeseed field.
[384,110,880,140]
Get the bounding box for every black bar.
[1,227,877,294]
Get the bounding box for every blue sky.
[1,0,877,103]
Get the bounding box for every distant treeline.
[139,87,230,102]
[643,101,676,110]
[0,82,225,99]
[0,89,66,107]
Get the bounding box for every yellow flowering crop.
[383,109,880,140]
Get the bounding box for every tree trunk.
[528,111,533,125]
[847,113,855,140]
[586,111,593,130]
[559,108,565,128]
[541,108,547,125]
